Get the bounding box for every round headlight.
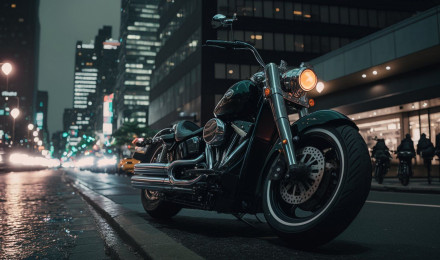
[299,69,317,91]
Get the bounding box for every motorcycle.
[396,151,413,186]
[373,151,390,184]
[131,14,372,248]
[371,139,391,184]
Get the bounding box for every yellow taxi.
[118,158,140,174]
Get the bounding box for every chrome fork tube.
[265,63,297,170]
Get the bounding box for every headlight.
[299,69,317,91]
[282,67,318,96]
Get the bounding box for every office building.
[35,90,48,145]
[115,0,160,130]
[309,6,440,172]
[149,0,439,129]
[0,0,39,144]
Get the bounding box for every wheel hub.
[279,146,325,204]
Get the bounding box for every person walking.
[436,133,440,181]
[417,133,435,184]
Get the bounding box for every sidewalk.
[370,177,440,194]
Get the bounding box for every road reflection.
[0,170,75,259]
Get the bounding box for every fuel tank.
[214,80,260,121]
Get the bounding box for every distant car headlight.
[97,157,117,167]
[282,67,318,97]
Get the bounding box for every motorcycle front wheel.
[262,125,371,248]
[140,142,182,219]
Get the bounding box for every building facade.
[0,0,39,145]
[114,0,160,130]
[149,0,438,129]
[35,90,48,145]
[309,5,440,170]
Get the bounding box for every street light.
[34,137,39,142]
[10,108,20,144]
[33,130,38,137]
[1,62,12,91]
[28,124,34,131]
[1,63,12,75]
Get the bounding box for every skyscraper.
[115,0,160,130]
[0,0,39,144]
[148,0,438,129]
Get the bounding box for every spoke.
[292,184,297,196]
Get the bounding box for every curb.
[65,174,203,260]
[370,184,440,194]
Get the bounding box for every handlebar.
[205,40,266,68]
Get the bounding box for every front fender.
[292,110,358,135]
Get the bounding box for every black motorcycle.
[373,151,390,184]
[397,151,413,186]
[131,14,371,248]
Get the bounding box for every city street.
[0,169,129,259]
[2,168,438,259]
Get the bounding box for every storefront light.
[372,70,378,75]
[386,66,391,70]
[362,74,366,78]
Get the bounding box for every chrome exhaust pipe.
[132,153,206,190]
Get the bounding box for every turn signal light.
[309,98,315,107]
[264,88,271,97]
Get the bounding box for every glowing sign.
[2,91,17,97]
[36,112,44,128]
[103,94,114,135]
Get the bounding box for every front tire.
[263,125,371,248]
[140,142,182,219]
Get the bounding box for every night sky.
[38,0,120,134]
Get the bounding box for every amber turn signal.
[309,98,315,107]
[264,88,271,97]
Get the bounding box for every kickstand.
[233,213,255,228]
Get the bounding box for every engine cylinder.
[203,118,226,146]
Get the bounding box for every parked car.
[118,158,140,174]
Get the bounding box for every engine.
[203,118,227,146]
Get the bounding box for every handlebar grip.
[205,40,242,49]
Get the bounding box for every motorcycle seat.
[175,120,201,142]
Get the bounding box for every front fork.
[264,63,303,173]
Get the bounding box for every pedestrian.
[417,133,435,184]
[436,132,440,181]
[397,134,415,177]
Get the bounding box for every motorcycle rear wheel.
[140,142,182,219]
[262,125,371,248]
[375,164,384,184]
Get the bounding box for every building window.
[226,64,239,80]
[263,1,274,18]
[263,32,273,50]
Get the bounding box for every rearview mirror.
[212,14,227,29]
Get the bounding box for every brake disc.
[279,146,325,205]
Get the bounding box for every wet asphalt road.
[0,169,110,259]
[65,168,440,260]
[2,168,440,259]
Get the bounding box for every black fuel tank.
[213,80,260,121]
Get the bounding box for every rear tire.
[140,142,182,219]
[376,164,384,184]
[262,125,371,248]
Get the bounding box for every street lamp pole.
[10,108,20,144]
